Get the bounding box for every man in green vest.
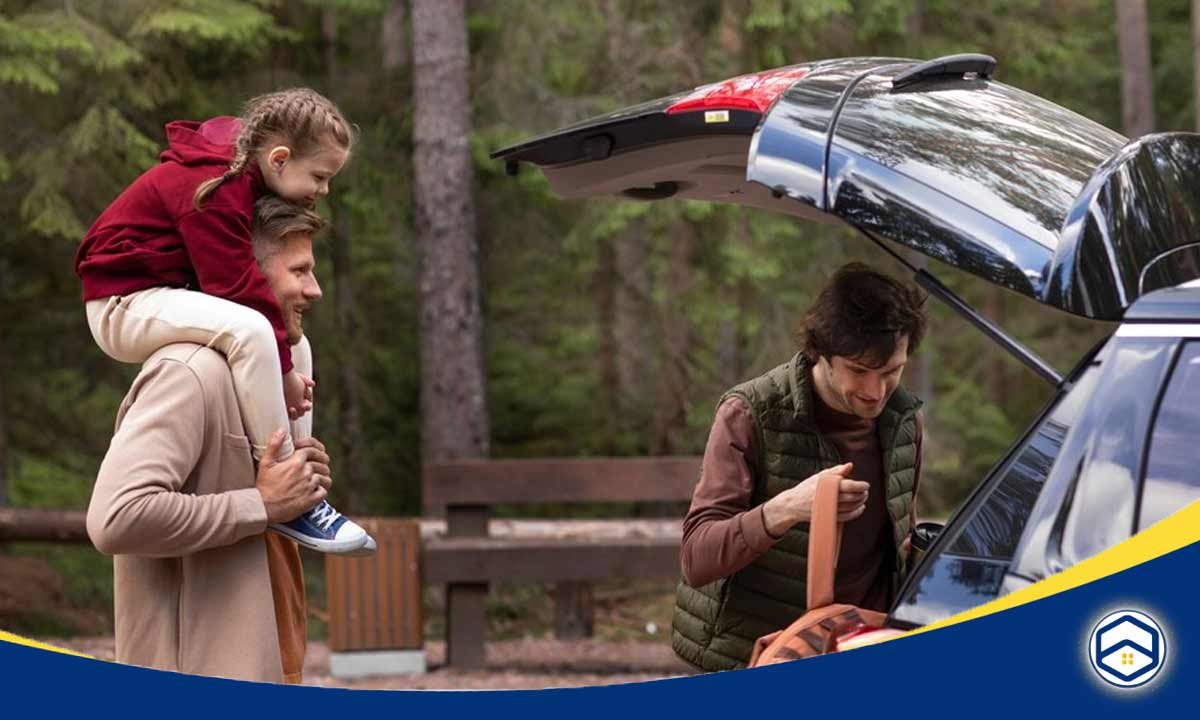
[672,262,927,672]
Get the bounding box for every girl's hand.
[303,375,315,406]
[283,370,315,420]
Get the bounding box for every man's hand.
[283,370,315,420]
[761,462,869,537]
[256,429,332,524]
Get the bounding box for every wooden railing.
[0,509,88,542]
[422,457,700,669]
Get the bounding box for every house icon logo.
[1088,610,1166,688]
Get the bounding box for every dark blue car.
[493,54,1200,631]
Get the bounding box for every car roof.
[496,55,1200,322]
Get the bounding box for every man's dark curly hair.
[796,262,927,367]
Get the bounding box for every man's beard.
[285,305,306,345]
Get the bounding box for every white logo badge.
[1088,609,1166,688]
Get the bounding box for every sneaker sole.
[268,524,369,554]
[340,536,378,558]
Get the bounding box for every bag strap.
[805,471,844,609]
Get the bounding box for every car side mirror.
[911,521,944,552]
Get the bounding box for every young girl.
[75,88,370,555]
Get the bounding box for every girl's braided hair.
[193,87,354,209]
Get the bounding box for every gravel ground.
[34,635,698,690]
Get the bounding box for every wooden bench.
[421,457,700,668]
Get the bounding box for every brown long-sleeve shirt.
[680,392,922,612]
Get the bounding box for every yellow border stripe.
[906,499,1200,638]
[0,629,94,659]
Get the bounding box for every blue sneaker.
[270,501,368,553]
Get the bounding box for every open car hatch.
[494,54,1200,323]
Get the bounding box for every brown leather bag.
[748,473,902,666]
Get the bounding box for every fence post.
[445,504,489,669]
[554,581,594,639]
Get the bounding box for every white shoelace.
[310,502,342,532]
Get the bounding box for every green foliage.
[924,381,1018,514]
[8,452,97,510]
[129,0,284,49]
[298,0,388,13]
[28,545,114,609]
[67,105,160,163]
[745,0,788,32]
[0,12,84,92]
[0,55,59,92]
[14,142,93,239]
[0,607,82,636]
[1150,0,1194,130]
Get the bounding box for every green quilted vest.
[671,353,921,672]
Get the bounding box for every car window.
[889,358,1101,627]
[946,359,1100,560]
[1138,341,1200,530]
[1059,339,1177,564]
[887,555,1010,627]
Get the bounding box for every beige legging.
[86,287,309,461]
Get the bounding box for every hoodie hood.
[160,116,242,167]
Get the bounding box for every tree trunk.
[718,217,753,387]
[1194,0,1200,130]
[985,285,1008,404]
[0,260,8,512]
[716,303,741,389]
[907,0,924,38]
[718,1,744,56]
[411,0,490,466]
[614,226,653,440]
[322,9,366,512]
[330,204,366,510]
[0,346,7,513]
[1115,0,1156,137]
[382,1,408,72]
[651,220,696,455]
[595,234,620,454]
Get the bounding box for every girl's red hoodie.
[75,117,293,374]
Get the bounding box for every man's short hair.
[252,196,326,265]
[796,262,927,366]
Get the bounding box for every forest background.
[0,0,1191,637]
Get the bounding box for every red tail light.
[665,66,810,115]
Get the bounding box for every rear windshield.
[833,76,1125,249]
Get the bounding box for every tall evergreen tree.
[319,6,366,511]
[411,0,489,468]
[1194,0,1200,130]
[1116,0,1156,136]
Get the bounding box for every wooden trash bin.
[325,517,425,677]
